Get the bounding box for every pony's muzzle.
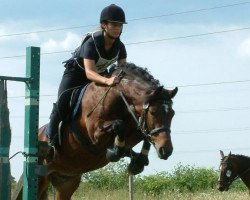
[158,146,173,160]
[217,181,229,192]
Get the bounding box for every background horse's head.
[217,150,237,191]
[113,63,178,160]
[217,150,250,193]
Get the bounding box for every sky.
[0,0,250,181]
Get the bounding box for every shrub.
[168,164,218,192]
[82,159,128,190]
[81,161,246,195]
[135,172,170,195]
[135,164,218,195]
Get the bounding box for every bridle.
[218,158,250,187]
[119,91,172,144]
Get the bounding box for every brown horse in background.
[217,150,250,194]
[38,63,178,199]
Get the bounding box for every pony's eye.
[150,111,157,116]
[149,107,158,115]
[226,170,232,177]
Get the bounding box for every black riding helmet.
[100,4,127,24]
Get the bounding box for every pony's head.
[217,150,237,191]
[144,86,177,159]
[113,63,178,160]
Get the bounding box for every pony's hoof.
[131,151,149,166]
[127,162,144,175]
[106,146,124,162]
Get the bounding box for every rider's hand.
[105,76,120,86]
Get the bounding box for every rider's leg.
[47,103,61,147]
[47,66,83,146]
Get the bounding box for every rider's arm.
[118,42,127,65]
[84,58,116,86]
[118,58,126,64]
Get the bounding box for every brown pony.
[217,150,250,194]
[38,63,178,199]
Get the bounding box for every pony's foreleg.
[128,140,151,175]
[37,176,50,200]
[105,120,126,162]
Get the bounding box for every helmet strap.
[104,30,117,40]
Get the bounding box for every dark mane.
[232,154,250,163]
[112,63,161,88]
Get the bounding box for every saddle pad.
[71,84,89,120]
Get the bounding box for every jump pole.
[0,80,11,199]
[23,46,40,200]
[0,46,40,200]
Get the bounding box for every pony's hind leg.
[51,174,81,200]
[38,176,50,200]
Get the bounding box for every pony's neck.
[232,156,250,181]
[226,156,250,191]
[241,171,250,189]
[120,78,152,111]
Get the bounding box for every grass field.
[67,188,249,200]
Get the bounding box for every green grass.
[68,187,249,200]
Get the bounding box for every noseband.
[119,91,172,144]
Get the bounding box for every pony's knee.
[112,120,125,138]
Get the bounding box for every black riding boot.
[47,103,61,148]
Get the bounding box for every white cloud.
[0,24,6,35]
[41,32,80,52]
[62,32,81,49]
[238,38,250,58]
[126,23,250,87]
[41,39,58,51]
[25,33,40,42]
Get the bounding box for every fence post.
[22,46,40,200]
[129,175,134,200]
[0,80,11,200]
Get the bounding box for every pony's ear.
[167,87,178,99]
[229,152,232,157]
[220,150,224,158]
[153,86,163,96]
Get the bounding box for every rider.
[46,4,127,157]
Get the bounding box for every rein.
[86,69,125,117]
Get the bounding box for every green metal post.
[0,80,11,200]
[22,47,40,200]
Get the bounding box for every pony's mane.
[232,154,250,162]
[112,63,160,88]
